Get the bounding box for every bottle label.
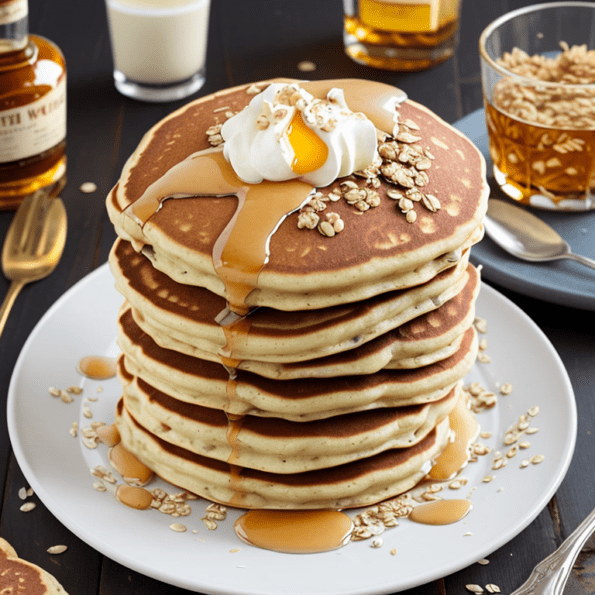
[0,0,28,26]
[0,76,66,164]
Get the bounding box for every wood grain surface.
[0,1,593,593]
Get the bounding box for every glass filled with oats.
[480,2,595,211]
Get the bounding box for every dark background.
[0,1,593,593]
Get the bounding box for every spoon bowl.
[484,199,595,271]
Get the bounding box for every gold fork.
[0,190,67,340]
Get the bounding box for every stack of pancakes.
[106,79,488,509]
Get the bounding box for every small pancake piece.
[0,538,68,594]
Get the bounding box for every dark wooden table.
[1,0,594,593]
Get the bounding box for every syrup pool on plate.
[409,498,472,525]
[108,442,154,487]
[234,509,354,554]
[77,355,117,380]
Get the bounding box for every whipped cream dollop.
[220,83,377,187]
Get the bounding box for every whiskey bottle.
[0,0,66,210]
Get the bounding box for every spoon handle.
[0,280,26,341]
[565,252,595,271]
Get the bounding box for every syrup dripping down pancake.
[117,309,478,421]
[120,374,461,474]
[110,238,478,376]
[115,399,451,510]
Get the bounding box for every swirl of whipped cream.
[220,83,377,187]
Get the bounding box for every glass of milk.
[105,0,210,102]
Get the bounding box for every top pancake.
[107,79,488,310]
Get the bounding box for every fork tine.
[17,193,39,252]
[34,199,53,257]
[15,195,34,253]
[19,189,51,255]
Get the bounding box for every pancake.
[115,399,451,510]
[106,79,488,312]
[117,309,478,420]
[121,374,460,473]
[0,538,68,594]
[111,237,475,374]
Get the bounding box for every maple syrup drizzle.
[77,356,117,380]
[427,392,479,481]
[225,412,245,465]
[218,313,251,370]
[228,465,247,508]
[234,510,354,554]
[96,423,121,447]
[115,484,154,510]
[124,149,314,316]
[92,422,156,510]
[224,411,248,504]
[108,443,154,487]
[408,499,472,526]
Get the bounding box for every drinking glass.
[343,0,462,71]
[105,0,211,102]
[480,2,595,211]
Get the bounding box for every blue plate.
[453,109,595,311]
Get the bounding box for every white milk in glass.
[106,0,210,99]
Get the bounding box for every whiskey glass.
[343,0,462,71]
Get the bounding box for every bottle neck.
[0,0,29,53]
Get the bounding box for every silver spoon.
[484,199,595,271]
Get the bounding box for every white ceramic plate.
[7,264,576,595]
